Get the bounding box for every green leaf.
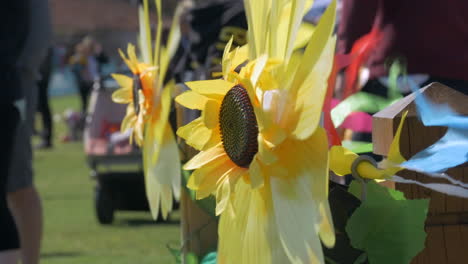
[346,181,429,264]
[348,180,405,202]
[353,253,367,264]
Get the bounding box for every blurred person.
[0,1,30,263]
[36,47,54,149]
[82,37,100,83]
[70,37,99,114]
[7,1,51,264]
[93,42,109,74]
[69,42,89,113]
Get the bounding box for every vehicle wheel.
[95,185,114,224]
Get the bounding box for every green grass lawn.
[35,95,180,264]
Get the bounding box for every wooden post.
[174,84,218,261]
[372,82,468,264]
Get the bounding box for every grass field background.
[35,95,180,263]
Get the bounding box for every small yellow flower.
[112,44,156,146]
[176,0,337,262]
[111,0,181,220]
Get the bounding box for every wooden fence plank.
[424,226,448,264]
[443,225,465,264]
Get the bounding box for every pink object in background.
[331,99,373,133]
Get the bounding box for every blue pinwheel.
[401,81,468,173]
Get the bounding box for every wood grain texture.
[443,225,466,264]
[180,190,218,257]
[175,84,218,258]
[424,226,448,264]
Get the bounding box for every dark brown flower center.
[219,85,259,168]
[132,74,143,114]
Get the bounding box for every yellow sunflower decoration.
[111,0,181,220]
[176,0,337,262]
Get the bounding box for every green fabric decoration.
[185,252,199,264]
[342,140,373,154]
[346,181,429,264]
[387,59,406,100]
[166,243,182,263]
[331,92,400,127]
[200,252,217,264]
[332,59,406,128]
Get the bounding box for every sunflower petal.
[152,81,174,149]
[197,155,238,200]
[121,107,136,133]
[248,159,264,189]
[139,0,152,64]
[218,179,290,264]
[127,44,139,69]
[204,125,222,150]
[257,134,277,165]
[270,174,326,264]
[187,154,230,192]
[216,174,231,215]
[119,48,137,73]
[202,99,220,129]
[175,91,208,110]
[284,0,309,61]
[112,88,132,104]
[177,117,212,150]
[184,143,225,170]
[222,38,234,78]
[243,0,270,58]
[143,125,161,219]
[148,123,181,219]
[229,45,248,73]
[301,127,330,201]
[293,35,336,140]
[215,167,244,216]
[159,186,173,219]
[250,55,268,86]
[186,79,233,96]
[290,0,336,95]
[112,73,133,89]
[318,201,335,248]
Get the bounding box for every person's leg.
[7,188,42,264]
[0,103,20,263]
[36,79,53,148]
[78,82,89,114]
[8,116,43,264]
[8,122,43,264]
[7,70,42,264]
[0,250,19,264]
